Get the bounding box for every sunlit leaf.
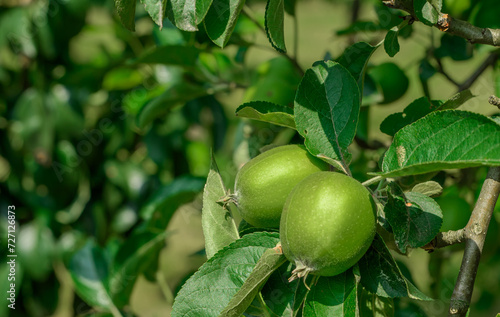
[376,110,500,177]
[236,101,295,129]
[294,61,360,167]
[202,154,239,259]
[171,232,280,316]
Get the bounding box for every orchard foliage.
[1,0,500,316]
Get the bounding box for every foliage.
[1,0,500,316]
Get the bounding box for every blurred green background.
[0,0,499,316]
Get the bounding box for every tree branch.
[242,6,305,76]
[457,52,498,91]
[382,0,500,46]
[448,167,500,316]
[422,229,465,251]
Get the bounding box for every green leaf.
[261,262,300,315]
[243,56,302,107]
[303,270,357,316]
[136,81,206,129]
[380,91,474,136]
[167,0,213,31]
[292,282,310,316]
[202,154,239,259]
[384,27,399,58]
[412,181,443,197]
[380,97,437,137]
[203,0,245,48]
[18,221,55,280]
[336,42,379,89]
[171,232,280,316]
[368,62,409,104]
[140,0,167,27]
[134,45,200,67]
[435,33,473,61]
[284,0,296,16]
[414,0,442,26]
[109,231,167,308]
[103,67,143,91]
[357,287,395,317]
[69,241,116,311]
[140,175,205,229]
[384,183,443,253]
[115,0,137,31]
[220,247,287,316]
[265,0,286,53]
[439,89,474,110]
[358,234,431,300]
[235,101,295,129]
[294,61,360,166]
[376,110,500,177]
[336,21,383,36]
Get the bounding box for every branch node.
[488,95,500,108]
[449,299,469,315]
[437,14,450,32]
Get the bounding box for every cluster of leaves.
[1,0,500,316]
[171,39,500,314]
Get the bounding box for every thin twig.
[422,229,465,251]
[457,52,498,91]
[448,167,500,316]
[383,0,500,46]
[434,57,460,87]
[242,5,305,76]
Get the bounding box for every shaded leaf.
[243,56,302,107]
[140,0,167,27]
[171,232,280,316]
[303,270,357,316]
[141,175,205,229]
[368,62,409,104]
[294,61,360,167]
[261,262,301,316]
[115,0,137,31]
[376,110,500,177]
[357,287,395,317]
[136,81,206,129]
[109,231,167,307]
[235,101,295,129]
[69,241,116,311]
[284,0,296,16]
[134,45,200,67]
[220,247,287,316]
[384,26,400,57]
[204,0,245,48]
[336,41,379,90]
[380,90,473,136]
[358,235,431,300]
[265,0,286,53]
[414,0,442,26]
[384,182,443,252]
[202,154,239,259]
[435,33,473,61]
[167,0,213,31]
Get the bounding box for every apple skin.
[280,171,376,277]
[234,144,329,228]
